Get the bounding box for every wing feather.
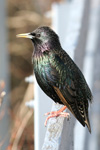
[44,52,91,131]
[53,86,85,127]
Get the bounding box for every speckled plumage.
[18,26,92,132]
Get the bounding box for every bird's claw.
[44,111,70,126]
[59,112,70,120]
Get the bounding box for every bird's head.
[16,26,61,52]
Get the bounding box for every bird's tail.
[85,116,91,133]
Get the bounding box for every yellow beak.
[16,33,33,39]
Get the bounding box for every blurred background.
[0,0,100,150]
[0,0,53,149]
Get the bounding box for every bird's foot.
[44,106,70,126]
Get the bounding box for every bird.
[17,26,92,133]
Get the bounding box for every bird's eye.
[36,34,41,38]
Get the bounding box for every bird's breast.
[33,53,51,83]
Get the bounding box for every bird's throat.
[33,42,50,58]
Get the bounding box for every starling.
[17,26,92,133]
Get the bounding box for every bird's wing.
[44,53,88,127]
[53,86,86,126]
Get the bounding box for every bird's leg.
[44,106,70,126]
[44,106,67,116]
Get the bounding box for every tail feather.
[85,117,91,133]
